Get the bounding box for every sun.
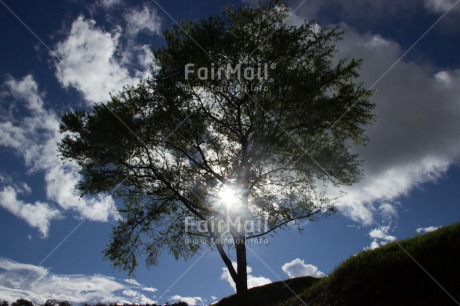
[218,184,241,212]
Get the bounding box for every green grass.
[218,222,460,306]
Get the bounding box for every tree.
[59,1,374,304]
[11,299,33,306]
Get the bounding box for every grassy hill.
[217,276,319,306]
[217,222,460,306]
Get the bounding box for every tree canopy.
[59,0,374,303]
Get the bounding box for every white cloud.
[52,12,160,104]
[279,9,460,226]
[379,203,398,220]
[142,287,158,293]
[122,289,139,297]
[120,289,156,304]
[416,225,440,234]
[170,295,204,306]
[367,240,381,250]
[365,225,397,250]
[338,157,450,225]
[247,274,272,290]
[0,186,61,237]
[137,44,156,69]
[0,175,31,195]
[220,262,272,292]
[0,75,119,234]
[434,71,453,86]
[369,226,397,241]
[317,23,460,225]
[425,0,460,13]
[124,5,161,37]
[99,0,121,9]
[0,257,156,305]
[52,16,139,104]
[124,278,141,286]
[281,258,325,278]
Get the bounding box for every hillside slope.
[218,222,460,306]
[216,276,319,306]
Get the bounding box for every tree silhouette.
[42,299,71,306]
[11,299,33,306]
[59,1,374,304]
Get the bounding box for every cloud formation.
[416,225,440,234]
[280,8,460,226]
[0,257,157,304]
[51,10,161,105]
[0,186,61,237]
[142,287,158,293]
[365,225,397,250]
[0,75,119,235]
[52,16,138,104]
[281,258,325,278]
[170,295,204,306]
[124,278,141,286]
[124,5,161,37]
[323,24,460,225]
[0,10,163,234]
[220,262,272,291]
[98,0,121,9]
[424,0,460,13]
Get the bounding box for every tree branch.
[246,209,322,239]
[215,240,238,283]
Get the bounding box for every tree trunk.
[235,234,249,305]
[234,178,250,305]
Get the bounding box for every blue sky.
[0,0,460,305]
